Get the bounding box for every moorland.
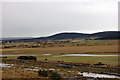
[1,31,120,80]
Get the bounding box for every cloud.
[2,0,118,37]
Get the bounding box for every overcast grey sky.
[2,0,119,38]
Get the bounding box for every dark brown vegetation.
[17,56,37,61]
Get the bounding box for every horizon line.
[1,30,119,38]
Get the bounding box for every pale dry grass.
[2,67,39,78]
[2,46,119,55]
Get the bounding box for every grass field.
[3,53,118,65]
[2,40,119,65]
[2,46,119,54]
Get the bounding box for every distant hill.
[93,31,120,40]
[1,37,32,40]
[36,33,92,40]
[2,31,120,41]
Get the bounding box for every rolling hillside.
[2,31,120,41]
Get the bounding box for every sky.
[1,0,119,38]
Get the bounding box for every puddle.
[0,54,36,57]
[1,54,118,57]
[1,62,120,79]
[0,63,13,67]
[78,72,120,79]
[49,68,55,71]
[42,54,51,56]
[0,55,21,57]
[23,68,39,71]
[14,51,23,53]
[22,67,120,79]
[23,67,56,72]
[53,54,119,57]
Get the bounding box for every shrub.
[38,69,62,80]
[17,56,37,60]
[50,72,62,80]
[45,59,48,60]
[38,70,48,77]
[49,70,53,74]
[0,56,7,58]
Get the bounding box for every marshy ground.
[1,40,120,80]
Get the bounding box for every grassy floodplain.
[2,53,118,65]
[1,40,120,79]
